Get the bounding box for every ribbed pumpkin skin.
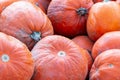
[31,35,88,80]
[90,49,120,80]
[0,32,34,80]
[0,1,54,50]
[47,0,93,38]
[72,36,94,71]
[92,31,120,59]
[0,0,18,13]
[87,1,120,41]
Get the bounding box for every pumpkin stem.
[58,51,66,57]
[30,32,41,42]
[76,7,88,16]
[103,0,110,2]
[1,54,10,62]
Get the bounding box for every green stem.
[103,0,110,2]
[30,32,41,42]
[76,7,88,16]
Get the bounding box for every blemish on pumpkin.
[96,68,99,72]
[57,51,66,57]
[1,54,10,62]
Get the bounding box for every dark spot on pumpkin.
[108,64,114,68]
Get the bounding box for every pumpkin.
[87,1,120,41]
[0,1,54,50]
[72,35,93,71]
[92,31,120,59]
[47,0,93,38]
[0,32,34,80]
[90,49,120,80]
[31,0,51,13]
[31,35,88,80]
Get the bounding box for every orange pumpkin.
[90,49,120,80]
[87,1,120,41]
[0,1,54,50]
[47,0,93,38]
[72,35,93,71]
[31,35,88,80]
[0,32,34,80]
[92,31,120,59]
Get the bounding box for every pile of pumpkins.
[1,0,120,80]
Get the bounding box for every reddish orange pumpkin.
[0,1,54,50]
[31,35,88,80]
[47,0,93,38]
[72,35,93,71]
[87,1,120,41]
[92,31,120,59]
[0,32,34,80]
[90,49,120,80]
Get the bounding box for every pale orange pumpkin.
[72,36,94,71]
[0,32,34,80]
[92,31,120,59]
[90,49,120,80]
[31,35,88,80]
